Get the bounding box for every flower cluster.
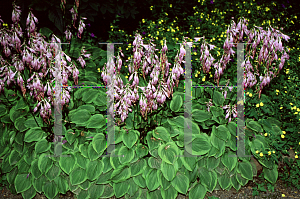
[101,32,186,123]
[0,2,88,124]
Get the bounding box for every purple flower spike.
[282,4,285,8]
[87,23,90,27]
[142,31,146,35]
[210,0,213,4]
[62,140,67,144]
[91,33,95,37]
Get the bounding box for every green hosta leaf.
[92,133,107,154]
[146,131,162,151]
[198,166,211,189]
[180,151,197,172]
[14,174,32,193]
[59,153,76,175]
[188,183,207,199]
[86,114,106,129]
[147,189,163,199]
[45,164,61,181]
[207,170,218,192]
[54,175,69,195]
[123,129,138,148]
[206,156,220,171]
[118,146,135,164]
[111,166,131,183]
[77,189,89,199]
[171,171,189,194]
[127,177,139,197]
[40,27,53,38]
[192,109,211,122]
[246,120,263,133]
[96,170,113,185]
[0,104,7,117]
[78,104,95,114]
[82,89,99,103]
[24,117,44,128]
[148,157,162,169]
[210,106,224,118]
[153,126,171,142]
[231,173,241,191]
[7,167,18,185]
[167,115,185,128]
[33,175,47,194]
[65,130,77,145]
[130,159,147,177]
[10,106,27,122]
[9,150,21,165]
[133,174,146,189]
[214,125,230,141]
[88,184,105,199]
[221,151,237,172]
[78,180,91,190]
[38,153,53,174]
[14,117,28,132]
[218,170,231,190]
[88,142,100,161]
[236,172,248,186]
[43,181,58,199]
[70,109,91,124]
[21,185,36,199]
[99,184,114,198]
[185,134,211,156]
[113,181,130,198]
[213,90,225,106]
[35,139,51,154]
[135,144,149,159]
[30,159,42,179]
[93,92,107,106]
[170,95,183,112]
[70,167,87,186]
[161,160,177,181]
[87,160,104,181]
[158,142,179,165]
[24,127,45,142]
[146,169,160,191]
[158,174,172,190]
[263,164,278,184]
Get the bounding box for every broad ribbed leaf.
[221,151,237,172]
[263,164,278,184]
[86,114,105,129]
[59,154,76,175]
[43,181,58,199]
[123,129,138,148]
[87,160,104,181]
[192,109,211,122]
[171,171,189,194]
[189,183,207,199]
[161,160,177,181]
[14,174,32,193]
[146,169,160,191]
[118,146,135,164]
[170,95,183,112]
[158,142,179,165]
[92,133,107,154]
[24,127,44,142]
[213,91,225,106]
[113,181,130,198]
[153,127,171,142]
[70,167,87,185]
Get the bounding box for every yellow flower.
[273,151,275,153]
[256,150,259,154]
[299,142,300,145]
[276,89,280,93]
[260,102,264,106]
[281,134,285,138]
[268,151,271,155]
[282,131,286,134]
[260,152,263,157]
[202,77,205,81]
[297,108,300,112]
[256,104,260,108]
[170,4,172,7]
[282,194,285,197]
[264,133,268,136]
[295,155,298,159]
[195,74,198,77]
[249,93,252,97]
[125,76,128,78]
[280,107,283,109]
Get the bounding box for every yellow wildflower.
[249,93,252,97]
[260,152,263,157]
[281,134,285,138]
[282,194,285,197]
[170,4,172,7]
[273,151,275,153]
[295,155,298,159]
[256,150,259,154]
[264,133,268,136]
[282,131,286,134]
[260,102,264,106]
[256,104,260,108]
[268,151,271,155]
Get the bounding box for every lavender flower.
[91,33,95,37]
